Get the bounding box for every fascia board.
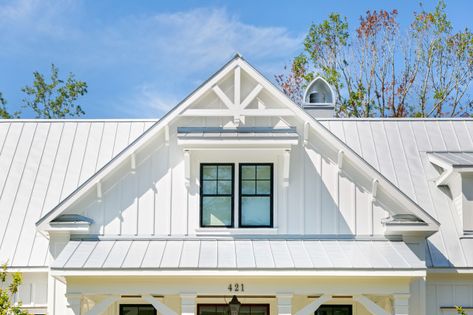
[50,269,426,278]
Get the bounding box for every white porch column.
[181,293,197,315]
[393,294,410,315]
[65,293,82,315]
[277,293,293,315]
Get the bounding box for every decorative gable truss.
[181,55,294,125]
[36,54,439,238]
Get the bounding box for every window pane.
[241,165,255,179]
[239,306,251,315]
[256,165,271,180]
[203,180,217,194]
[256,181,271,194]
[250,306,268,315]
[218,165,232,180]
[139,306,156,315]
[241,180,255,194]
[217,180,232,195]
[241,197,271,226]
[121,307,139,315]
[202,196,232,226]
[203,165,217,180]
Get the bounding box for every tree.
[21,64,87,119]
[0,263,29,315]
[0,92,19,119]
[277,1,473,117]
[456,306,466,315]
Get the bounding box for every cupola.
[302,77,335,118]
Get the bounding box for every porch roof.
[51,238,425,271]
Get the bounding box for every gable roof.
[320,118,473,268]
[35,54,440,235]
[0,120,156,267]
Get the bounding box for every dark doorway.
[198,304,269,315]
[315,305,352,315]
[120,304,157,315]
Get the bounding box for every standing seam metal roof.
[319,119,473,268]
[0,120,157,267]
[51,239,425,270]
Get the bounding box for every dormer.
[428,152,473,234]
[302,77,335,118]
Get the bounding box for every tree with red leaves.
[277,1,473,117]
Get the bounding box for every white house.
[1,54,473,315]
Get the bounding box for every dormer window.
[199,163,274,228]
[200,164,234,227]
[239,164,273,227]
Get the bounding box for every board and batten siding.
[78,117,387,236]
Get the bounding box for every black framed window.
[120,304,157,315]
[198,304,269,315]
[239,164,273,227]
[200,164,234,227]
[315,305,352,315]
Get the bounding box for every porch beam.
[353,295,389,315]
[84,295,120,315]
[294,294,332,315]
[142,294,178,315]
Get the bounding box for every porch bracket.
[353,295,390,315]
[84,294,120,315]
[142,294,178,315]
[294,294,332,315]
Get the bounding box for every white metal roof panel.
[0,120,156,267]
[320,119,473,268]
[52,239,424,270]
[429,152,473,167]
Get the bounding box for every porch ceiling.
[51,239,424,271]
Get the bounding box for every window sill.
[195,227,278,236]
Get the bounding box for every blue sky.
[0,0,472,118]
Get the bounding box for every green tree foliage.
[21,64,87,119]
[0,263,29,315]
[277,1,473,117]
[456,306,466,315]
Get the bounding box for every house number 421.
[228,283,245,292]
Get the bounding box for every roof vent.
[302,77,335,118]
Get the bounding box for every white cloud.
[0,0,80,40]
[107,8,302,116]
[0,3,303,117]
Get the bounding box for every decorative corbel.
[283,150,291,187]
[184,150,191,188]
[337,149,344,173]
[96,181,102,203]
[164,125,170,146]
[131,153,136,174]
[303,121,310,147]
[371,178,379,201]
